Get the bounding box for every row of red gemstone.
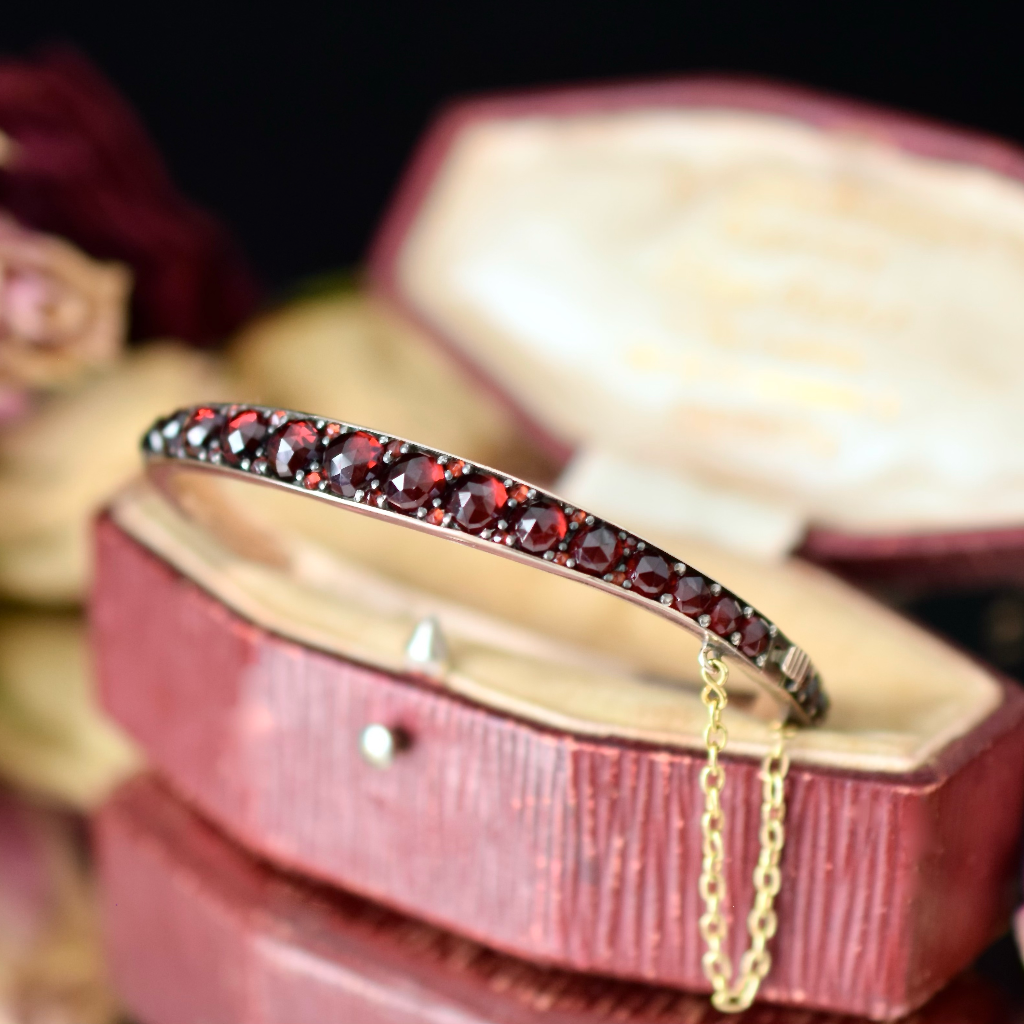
[151,406,778,665]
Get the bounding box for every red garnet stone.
[220,409,268,465]
[324,431,383,497]
[737,616,771,658]
[708,595,743,637]
[511,503,567,553]
[625,551,672,597]
[570,524,623,575]
[183,406,223,454]
[671,572,713,617]
[267,419,319,478]
[447,474,507,532]
[384,453,446,512]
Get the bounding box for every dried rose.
[0,47,259,346]
[0,212,130,389]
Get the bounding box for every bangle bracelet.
[141,402,828,1013]
[142,403,827,727]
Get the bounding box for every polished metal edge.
[141,403,828,726]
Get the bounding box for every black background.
[2,1,1023,289]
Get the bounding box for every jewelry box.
[92,78,1024,1019]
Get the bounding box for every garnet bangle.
[141,399,825,1010]
[141,403,828,727]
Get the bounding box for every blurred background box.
[369,77,1024,593]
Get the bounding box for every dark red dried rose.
[0,47,259,346]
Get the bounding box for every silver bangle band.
[142,403,828,726]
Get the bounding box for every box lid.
[369,77,1024,587]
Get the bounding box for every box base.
[91,515,1024,1019]
[96,776,1017,1024]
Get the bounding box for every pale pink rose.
[0,211,130,391]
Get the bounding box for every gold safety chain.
[697,647,791,1013]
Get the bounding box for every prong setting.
[141,403,827,726]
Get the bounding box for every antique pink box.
[93,77,1024,1019]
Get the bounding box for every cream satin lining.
[399,110,1024,555]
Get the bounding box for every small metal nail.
[360,723,399,768]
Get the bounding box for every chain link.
[697,648,791,1013]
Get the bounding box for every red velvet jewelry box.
[92,491,1024,1022]
[92,77,1024,1021]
